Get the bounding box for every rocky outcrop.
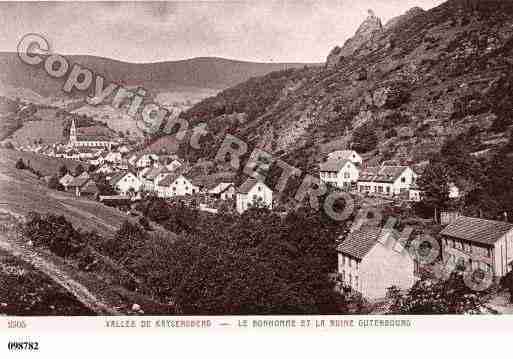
[326,10,383,68]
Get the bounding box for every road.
[0,234,119,315]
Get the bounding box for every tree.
[58,164,68,178]
[417,162,452,222]
[352,125,378,153]
[74,164,84,176]
[387,272,489,314]
[48,175,64,191]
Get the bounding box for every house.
[79,179,99,197]
[327,150,363,165]
[129,153,159,168]
[96,163,115,175]
[67,174,91,197]
[448,182,461,199]
[357,165,418,197]
[117,145,131,154]
[157,174,199,198]
[89,156,105,166]
[440,216,513,278]
[69,118,117,149]
[59,173,75,191]
[165,159,183,172]
[209,182,236,200]
[337,227,415,299]
[104,151,123,164]
[109,172,142,195]
[236,178,273,214]
[320,160,360,190]
[141,167,171,192]
[409,185,422,202]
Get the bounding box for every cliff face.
[326,10,384,68]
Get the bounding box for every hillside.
[164,2,511,171]
[0,53,312,97]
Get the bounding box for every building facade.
[320,160,360,190]
[337,228,415,299]
[236,179,273,214]
[440,216,513,278]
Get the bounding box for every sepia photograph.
[0,2,513,348]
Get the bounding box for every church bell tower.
[69,118,77,145]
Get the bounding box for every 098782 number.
[8,341,39,351]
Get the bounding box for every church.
[69,118,117,150]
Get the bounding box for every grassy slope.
[0,149,129,236]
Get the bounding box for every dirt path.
[0,234,119,315]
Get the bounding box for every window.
[356,261,359,271]
[342,256,345,267]
[258,186,262,191]
[401,177,406,183]
[348,259,352,268]
[355,276,359,290]
[341,271,345,282]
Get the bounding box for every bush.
[48,175,64,191]
[23,213,85,258]
[15,158,26,170]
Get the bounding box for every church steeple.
[69,118,77,145]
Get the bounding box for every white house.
[319,160,360,190]
[209,182,236,200]
[337,227,415,299]
[109,171,142,195]
[357,165,417,197]
[166,159,183,172]
[96,163,115,175]
[441,216,513,278]
[236,178,273,214]
[129,153,159,168]
[89,156,105,166]
[409,185,422,202]
[117,145,131,154]
[155,173,190,197]
[104,151,123,164]
[327,150,363,165]
[157,174,199,198]
[141,167,171,192]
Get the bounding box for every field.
[8,107,67,146]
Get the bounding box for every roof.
[337,228,381,260]
[81,180,99,194]
[358,165,411,183]
[358,167,380,181]
[109,171,134,186]
[59,173,75,185]
[75,126,114,142]
[68,176,90,188]
[146,167,169,180]
[209,182,235,194]
[237,178,267,194]
[329,150,359,159]
[319,160,352,172]
[440,216,513,246]
[374,166,410,183]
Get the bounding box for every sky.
[0,0,445,63]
